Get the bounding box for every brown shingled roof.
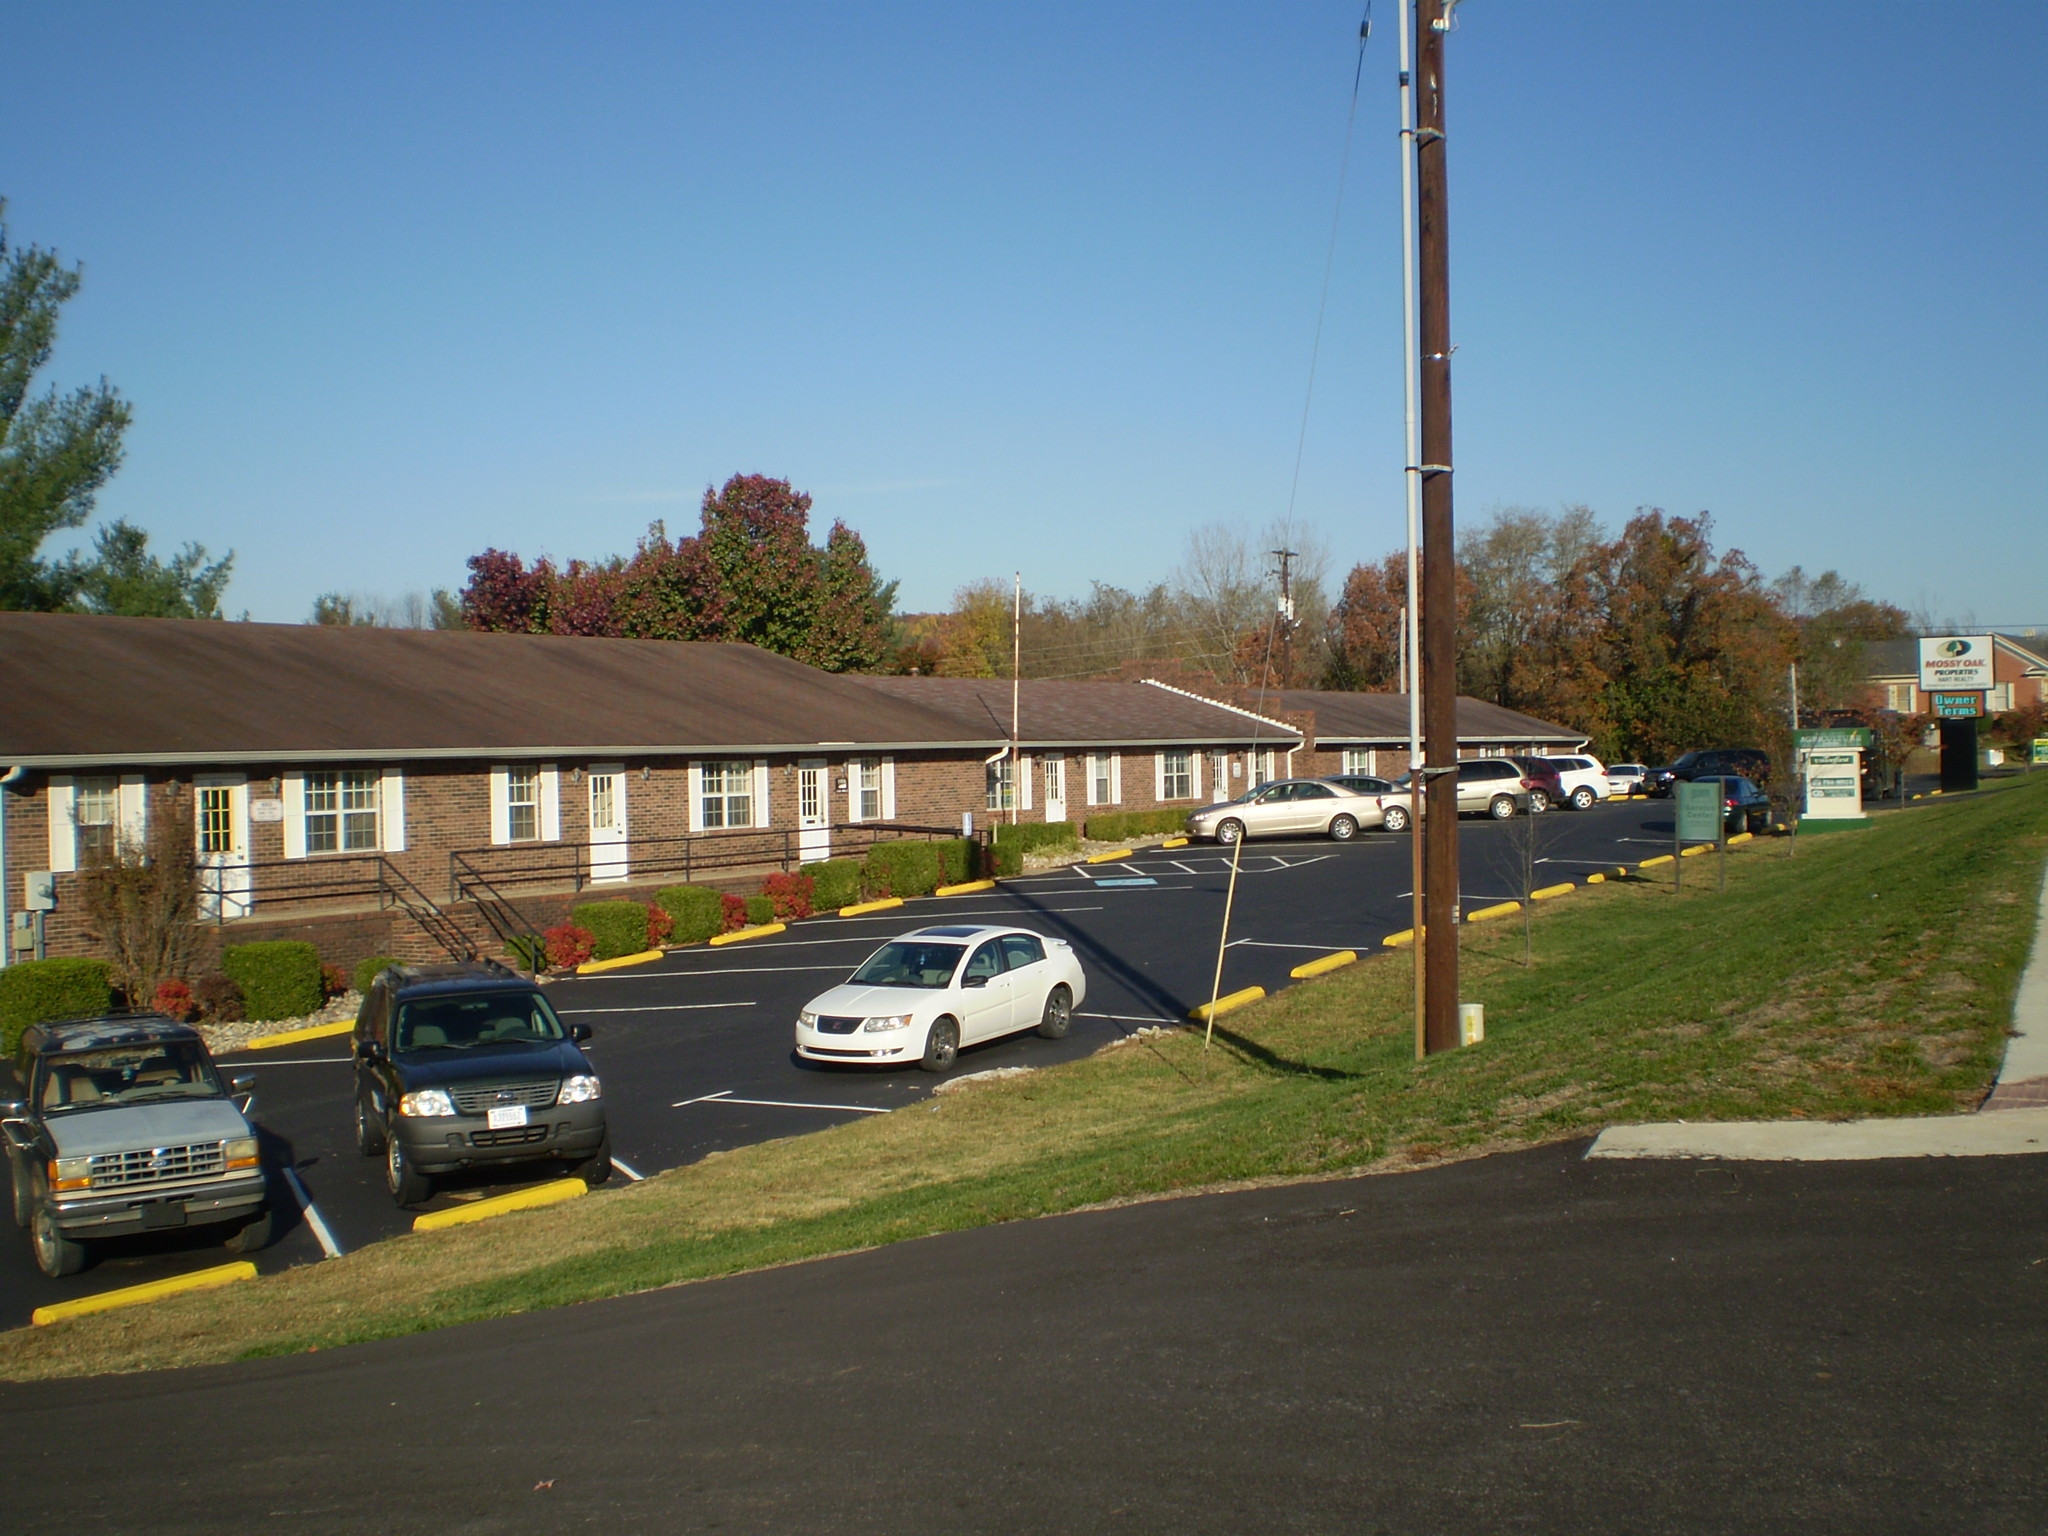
[0,613,993,767]
[850,676,1301,748]
[1254,689,1586,746]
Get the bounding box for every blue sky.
[4,1,2043,626]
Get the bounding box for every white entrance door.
[588,765,628,883]
[798,760,830,863]
[195,774,251,918]
[1042,756,1066,824]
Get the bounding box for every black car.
[1719,776,1774,835]
[352,961,610,1207]
[1649,748,1772,797]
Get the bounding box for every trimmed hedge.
[220,941,324,1023]
[0,957,114,1057]
[802,859,863,912]
[994,820,1078,853]
[989,839,1023,878]
[863,840,942,899]
[657,885,725,945]
[744,894,775,927]
[571,901,651,961]
[353,955,400,995]
[1083,808,1192,842]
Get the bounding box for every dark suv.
[1650,748,1772,797]
[353,961,610,1207]
[4,1015,272,1276]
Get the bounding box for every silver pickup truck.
[4,1014,274,1278]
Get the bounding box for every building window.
[854,758,883,821]
[74,776,119,861]
[305,770,379,853]
[1088,752,1118,806]
[506,767,540,842]
[1160,750,1193,801]
[699,760,753,829]
[1989,682,2014,713]
[987,755,1017,812]
[197,785,235,856]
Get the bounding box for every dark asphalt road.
[2,1142,2041,1534]
[2,800,1709,1322]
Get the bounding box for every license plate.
[141,1201,188,1230]
[486,1105,528,1129]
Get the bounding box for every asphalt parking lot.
[2,797,1703,1324]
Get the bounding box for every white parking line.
[572,964,853,979]
[1078,1010,1180,1024]
[1227,939,1363,951]
[280,1165,343,1259]
[229,1056,351,1066]
[671,1088,891,1115]
[609,1156,646,1182]
[555,1002,758,1015]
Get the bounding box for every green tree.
[65,519,232,618]
[0,203,132,610]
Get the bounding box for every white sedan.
[795,924,1088,1073]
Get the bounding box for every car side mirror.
[571,1023,592,1042]
[962,974,988,989]
[0,1099,25,1120]
[357,1039,386,1062]
[1,1118,34,1151]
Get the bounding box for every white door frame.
[1041,755,1066,824]
[194,773,252,918]
[587,764,628,883]
[797,758,830,862]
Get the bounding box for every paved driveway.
[2,799,1702,1323]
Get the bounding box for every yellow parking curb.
[935,878,996,896]
[1382,928,1418,948]
[576,948,665,975]
[1529,882,1575,901]
[413,1178,587,1232]
[1639,854,1675,868]
[1466,900,1521,924]
[1159,836,1189,849]
[1085,848,1133,864]
[709,922,786,946]
[839,897,904,918]
[1727,831,1753,845]
[1289,950,1357,979]
[32,1261,257,1326]
[1680,845,1709,858]
[238,1019,355,1051]
[1189,986,1265,1022]
[1586,872,1606,884]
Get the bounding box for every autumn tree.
[1769,565,1910,714]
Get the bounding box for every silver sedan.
[1185,778,1389,845]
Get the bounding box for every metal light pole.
[1396,0,1427,1061]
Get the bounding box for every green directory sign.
[1675,780,1723,843]
[1792,727,1872,750]
[2034,738,2048,766]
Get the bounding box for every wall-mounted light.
[641,765,651,781]
[571,767,583,783]
[783,762,794,779]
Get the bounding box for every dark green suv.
[353,961,610,1207]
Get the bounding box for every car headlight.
[557,1073,602,1104]
[862,1015,913,1033]
[223,1135,260,1172]
[48,1155,92,1193]
[798,1010,818,1027]
[398,1088,456,1117]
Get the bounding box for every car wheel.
[1570,787,1596,810]
[1748,810,1768,834]
[384,1129,432,1208]
[920,1017,960,1073]
[572,1135,614,1187]
[1381,803,1411,834]
[223,1203,277,1254]
[1328,814,1358,841]
[31,1201,87,1278]
[1037,984,1073,1040]
[1528,789,1551,814]
[1215,818,1244,846]
[8,1154,31,1230]
[1489,795,1517,820]
[354,1097,385,1156]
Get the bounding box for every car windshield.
[40,1042,222,1115]
[395,991,566,1052]
[850,941,966,989]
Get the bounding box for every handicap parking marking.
[1093,877,1159,887]
[279,1165,344,1259]
[672,1088,892,1115]
[609,1156,647,1182]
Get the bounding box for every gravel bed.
[195,991,362,1054]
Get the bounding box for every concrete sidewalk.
[1591,863,2048,1162]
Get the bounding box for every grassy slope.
[7,777,2045,1381]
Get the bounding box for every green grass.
[7,778,2044,1381]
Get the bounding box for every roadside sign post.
[1673,781,1721,892]
[1718,777,1728,893]
[1791,728,1869,825]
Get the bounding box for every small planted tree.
[78,788,203,1006]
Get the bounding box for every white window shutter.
[754,760,770,828]
[1020,753,1034,812]
[118,775,148,850]
[687,763,704,833]
[1110,754,1122,805]
[47,777,76,873]
[539,765,561,841]
[380,768,406,853]
[282,770,307,860]
[1154,754,1166,802]
[881,757,896,821]
[488,765,510,846]
[1192,752,1203,801]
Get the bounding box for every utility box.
[22,870,55,912]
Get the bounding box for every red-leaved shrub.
[153,978,197,1022]
[645,901,675,946]
[321,962,350,998]
[719,893,751,933]
[762,872,814,921]
[544,923,597,969]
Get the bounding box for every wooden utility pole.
[1416,0,1461,1054]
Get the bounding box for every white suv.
[1545,754,1611,810]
